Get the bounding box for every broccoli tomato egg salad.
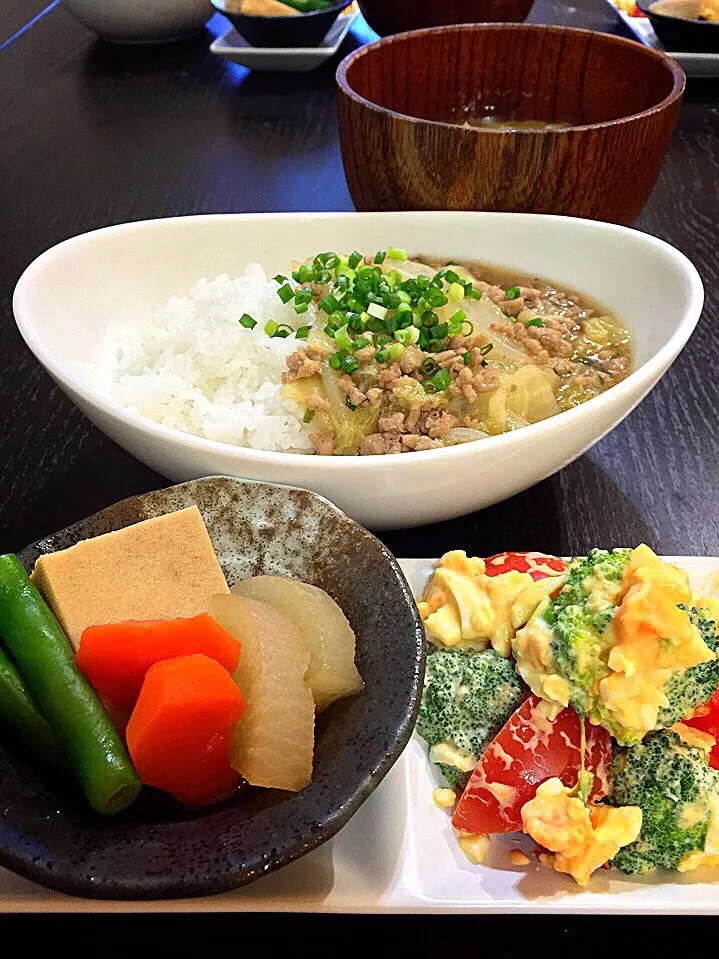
[416,547,719,887]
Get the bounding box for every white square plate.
[605,0,719,76]
[1,556,719,913]
[210,11,357,72]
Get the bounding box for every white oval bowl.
[64,0,211,43]
[13,212,703,529]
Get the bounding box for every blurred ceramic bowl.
[336,24,684,224]
[13,212,703,530]
[64,0,212,43]
[357,0,534,35]
[211,0,352,47]
[638,0,719,52]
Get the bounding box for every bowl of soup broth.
[336,24,684,224]
[13,212,702,529]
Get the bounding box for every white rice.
[90,265,316,453]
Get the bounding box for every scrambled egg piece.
[520,778,642,886]
[433,788,457,809]
[699,0,718,21]
[694,595,719,625]
[599,546,715,738]
[455,831,491,864]
[672,721,716,754]
[512,598,569,718]
[678,795,719,872]
[419,550,565,656]
[514,545,716,741]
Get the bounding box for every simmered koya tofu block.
[32,506,229,649]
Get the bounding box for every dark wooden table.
[1,0,718,938]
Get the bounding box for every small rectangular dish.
[210,10,357,71]
[605,0,719,76]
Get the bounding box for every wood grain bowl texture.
[336,25,685,224]
[356,0,535,35]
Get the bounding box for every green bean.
[0,645,64,772]
[0,555,140,815]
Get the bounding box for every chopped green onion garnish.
[374,251,387,264]
[320,295,340,315]
[526,317,545,328]
[388,343,405,361]
[348,251,363,270]
[294,302,309,315]
[388,247,407,261]
[367,302,388,320]
[264,320,279,337]
[273,324,293,338]
[277,284,294,304]
[480,342,494,356]
[341,354,359,374]
[395,326,420,346]
[303,409,315,423]
[430,322,449,340]
[239,313,257,329]
[374,348,391,364]
[448,282,465,303]
[444,270,459,285]
[505,286,521,300]
[345,397,357,411]
[353,336,370,351]
[420,357,438,376]
[347,313,365,334]
[328,352,342,370]
[295,326,311,339]
[273,274,288,284]
[463,351,471,365]
[387,269,403,286]
[466,287,483,300]
[425,369,451,392]
[334,324,353,351]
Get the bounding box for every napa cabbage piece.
[282,372,379,455]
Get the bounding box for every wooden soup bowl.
[336,25,685,224]
[357,0,535,35]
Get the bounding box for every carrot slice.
[77,614,241,712]
[125,653,245,807]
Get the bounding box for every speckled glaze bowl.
[0,477,424,900]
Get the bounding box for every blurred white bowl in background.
[64,0,212,43]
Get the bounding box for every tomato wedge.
[684,690,719,770]
[484,552,567,581]
[451,696,612,835]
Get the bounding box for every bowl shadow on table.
[381,456,656,560]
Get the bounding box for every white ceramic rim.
[12,211,705,471]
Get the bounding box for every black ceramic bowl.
[638,0,719,52]
[212,0,352,47]
[0,476,424,899]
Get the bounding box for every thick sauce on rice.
[281,253,633,456]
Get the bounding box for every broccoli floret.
[609,730,719,874]
[436,763,471,790]
[417,648,526,784]
[547,549,632,737]
[658,606,719,727]
[543,551,719,744]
